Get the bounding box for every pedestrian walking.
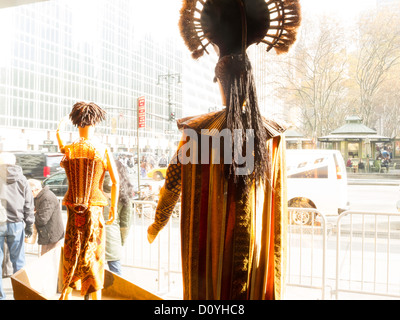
[0,152,35,300]
[158,154,168,168]
[27,179,64,256]
[103,160,134,276]
[1,242,13,278]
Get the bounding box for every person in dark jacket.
[0,152,34,300]
[28,179,64,256]
[103,160,134,276]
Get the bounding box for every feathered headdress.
[179,0,301,189]
[179,0,301,59]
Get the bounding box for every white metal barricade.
[120,200,182,297]
[24,199,400,300]
[335,210,400,299]
[287,207,328,300]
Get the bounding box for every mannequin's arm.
[147,150,181,243]
[56,116,68,153]
[105,148,120,225]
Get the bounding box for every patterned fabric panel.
[148,187,180,235]
[60,206,105,297]
[151,112,288,301]
[177,110,226,133]
[164,150,182,195]
[177,109,287,140]
[148,147,183,236]
[61,138,108,207]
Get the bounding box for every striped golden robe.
[148,110,287,300]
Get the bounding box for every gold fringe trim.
[263,0,302,55]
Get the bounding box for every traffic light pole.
[157,71,181,131]
[137,113,140,193]
[157,71,181,161]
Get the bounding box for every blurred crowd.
[116,153,168,178]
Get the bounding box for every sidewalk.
[2,253,38,300]
[3,171,400,301]
[347,170,400,186]
[2,253,182,300]
[1,254,324,300]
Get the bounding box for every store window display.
[56,102,119,300]
[147,0,301,300]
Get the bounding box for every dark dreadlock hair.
[69,102,106,128]
[215,53,269,190]
[179,0,301,190]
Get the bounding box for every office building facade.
[0,0,284,155]
[0,0,222,155]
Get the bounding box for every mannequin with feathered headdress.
[148,0,301,300]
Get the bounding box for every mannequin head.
[69,102,106,139]
[179,0,301,59]
[179,0,301,188]
[28,179,42,198]
[69,102,106,128]
[200,0,269,58]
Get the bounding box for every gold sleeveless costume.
[59,138,108,298]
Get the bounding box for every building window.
[348,142,359,158]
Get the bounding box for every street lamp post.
[157,71,182,160]
[157,71,181,132]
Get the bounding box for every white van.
[287,149,349,223]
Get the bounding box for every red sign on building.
[138,96,145,129]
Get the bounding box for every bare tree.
[354,9,400,129]
[274,15,349,139]
[374,62,400,138]
[268,7,400,141]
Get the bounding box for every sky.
[0,0,379,43]
[301,0,376,20]
[131,0,378,44]
[0,0,379,68]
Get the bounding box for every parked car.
[287,149,350,224]
[147,167,167,181]
[14,152,63,180]
[42,170,69,197]
[42,169,140,199]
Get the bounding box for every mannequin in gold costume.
[56,102,119,300]
[147,0,301,300]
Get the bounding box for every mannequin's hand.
[57,115,69,131]
[106,207,115,225]
[147,224,158,244]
